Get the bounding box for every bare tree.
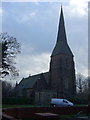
[76,74,84,94]
[76,74,89,101]
[0,32,21,78]
[87,77,90,101]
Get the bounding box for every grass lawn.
[75,104,87,106]
[2,104,50,108]
[1,103,88,109]
[1,104,87,108]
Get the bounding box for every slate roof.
[52,7,73,57]
[18,72,49,89]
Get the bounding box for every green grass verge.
[75,104,87,106]
[2,104,50,108]
[1,104,87,108]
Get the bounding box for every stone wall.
[49,54,76,99]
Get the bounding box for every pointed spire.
[51,6,73,56]
[57,6,67,43]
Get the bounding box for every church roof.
[52,7,73,57]
[18,72,49,89]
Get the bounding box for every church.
[17,7,76,104]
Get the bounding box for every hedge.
[68,98,88,105]
[2,97,34,105]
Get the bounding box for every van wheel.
[53,105,56,107]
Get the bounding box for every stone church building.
[17,7,76,104]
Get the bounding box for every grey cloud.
[2,2,88,80]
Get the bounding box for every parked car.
[51,98,74,107]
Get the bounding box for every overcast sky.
[1,0,89,83]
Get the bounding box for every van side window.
[63,100,68,103]
[65,101,68,103]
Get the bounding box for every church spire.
[57,5,67,43]
[51,6,73,57]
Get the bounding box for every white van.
[51,98,74,107]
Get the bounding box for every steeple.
[57,5,67,43]
[51,6,73,57]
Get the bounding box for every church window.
[66,59,69,67]
[26,89,32,97]
[59,58,62,67]
[65,79,69,89]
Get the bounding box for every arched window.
[66,59,69,67]
[60,58,62,67]
[65,78,69,89]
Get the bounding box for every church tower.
[49,7,76,99]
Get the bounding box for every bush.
[69,97,88,105]
[2,97,34,105]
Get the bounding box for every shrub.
[2,97,34,105]
[69,97,88,105]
